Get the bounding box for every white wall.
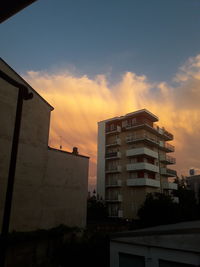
[97,121,105,199]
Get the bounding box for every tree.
[87,194,108,221]
[173,176,199,221]
[137,192,179,227]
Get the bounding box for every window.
[132,117,137,125]
[110,123,115,131]
[122,120,128,127]
[119,253,145,267]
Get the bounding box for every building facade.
[97,109,177,219]
[186,174,200,204]
[0,58,89,232]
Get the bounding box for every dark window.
[119,253,145,267]
[159,259,196,267]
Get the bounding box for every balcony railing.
[160,155,176,164]
[126,134,159,146]
[106,125,121,134]
[127,162,159,173]
[106,194,122,202]
[159,142,175,152]
[162,181,178,190]
[125,122,173,141]
[126,147,158,159]
[106,138,121,147]
[105,165,122,173]
[127,178,160,188]
[105,151,121,159]
[109,210,123,218]
[161,168,177,177]
[106,180,122,187]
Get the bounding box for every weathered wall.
[0,59,89,232]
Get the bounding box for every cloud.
[23,54,200,190]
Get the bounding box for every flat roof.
[98,109,158,124]
[48,146,90,159]
[111,220,200,253]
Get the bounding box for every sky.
[1,0,200,191]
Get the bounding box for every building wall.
[0,59,89,232]
[97,121,106,199]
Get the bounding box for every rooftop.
[99,109,158,124]
[111,220,200,253]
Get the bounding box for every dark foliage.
[87,195,108,221]
[54,230,110,267]
[137,192,180,227]
[173,176,199,221]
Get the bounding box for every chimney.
[72,147,78,155]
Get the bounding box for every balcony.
[172,196,179,203]
[127,178,160,188]
[126,134,159,147]
[109,210,123,218]
[159,142,175,152]
[106,125,121,135]
[105,151,121,159]
[105,165,122,173]
[161,168,177,177]
[106,180,122,187]
[126,162,159,173]
[153,124,173,141]
[160,155,176,164]
[106,138,121,147]
[125,123,173,141]
[162,181,178,190]
[106,194,122,202]
[126,147,158,159]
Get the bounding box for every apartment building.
[97,109,177,219]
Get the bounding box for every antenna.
[59,135,62,150]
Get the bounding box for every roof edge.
[48,146,90,159]
[0,57,54,111]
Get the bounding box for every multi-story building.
[97,109,177,219]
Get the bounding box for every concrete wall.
[97,121,106,199]
[0,59,89,232]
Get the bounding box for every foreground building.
[110,220,200,267]
[97,109,177,219]
[0,58,89,231]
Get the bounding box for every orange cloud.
[23,54,200,191]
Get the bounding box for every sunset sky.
[1,0,200,191]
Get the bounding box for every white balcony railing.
[162,182,178,190]
[109,209,123,218]
[126,162,159,173]
[161,168,177,177]
[106,194,122,202]
[160,155,176,164]
[105,151,121,159]
[106,138,121,147]
[127,178,160,188]
[106,125,121,134]
[125,122,173,141]
[172,196,179,203]
[106,180,122,187]
[126,147,158,159]
[159,142,175,152]
[126,134,159,146]
[105,165,122,173]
